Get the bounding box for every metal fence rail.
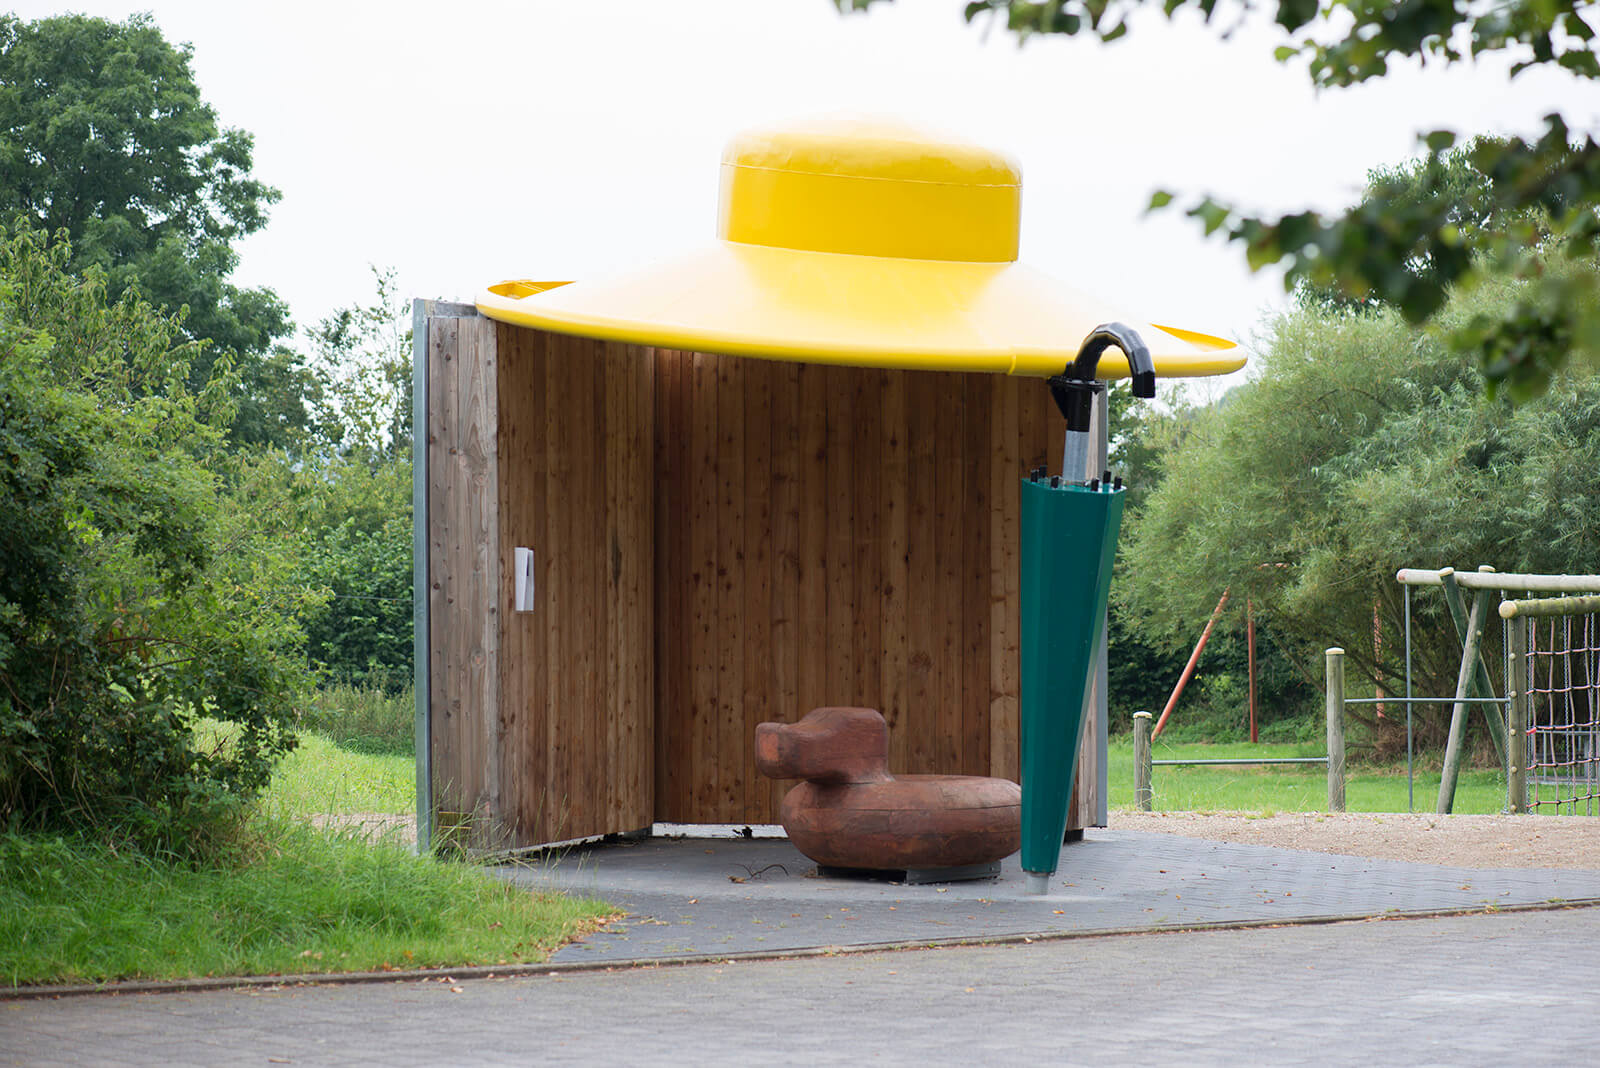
[1150,757,1326,766]
[1130,674,1345,814]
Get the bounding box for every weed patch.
[0,822,610,987]
[299,678,414,756]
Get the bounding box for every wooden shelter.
[412,301,1110,851]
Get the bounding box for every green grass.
[1108,737,1510,814]
[1,729,613,989]
[265,731,416,817]
[0,822,613,987]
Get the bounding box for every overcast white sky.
[14,0,1599,389]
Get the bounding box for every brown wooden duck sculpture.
[755,706,1020,874]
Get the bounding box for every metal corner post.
[1093,389,1110,826]
[1059,387,1112,828]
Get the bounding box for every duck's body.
[780,773,1020,871]
[756,706,1020,872]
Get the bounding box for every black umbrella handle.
[1047,322,1157,433]
[1071,322,1156,394]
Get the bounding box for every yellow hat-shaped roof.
[476,117,1244,380]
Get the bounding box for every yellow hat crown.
[716,117,1022,263]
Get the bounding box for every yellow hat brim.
[476,240,1243,379]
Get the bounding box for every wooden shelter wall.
[427,317,1099,846]
[493,326,656,845]
[426,316,502,844]
[650,350,1067,824]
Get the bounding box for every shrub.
[300,513,413,690]
[0,227,310,855]
[228,445,414,694]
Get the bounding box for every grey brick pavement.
[7,826,1599,1066]
[502,827,1600,962]
[5,907,1594,1066]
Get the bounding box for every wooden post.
[1133,711,1153,812]
[1153,589,1229,737]
[1439,567,1507,765]
[1325,647,1346,813]
[1437,586,1489,814]
[1508,617,1529,814]
[1246,599,1257,744]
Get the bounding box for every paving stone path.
[6,828,1598,1066]
[8,908,1596,1066]
[508,828,1600,962]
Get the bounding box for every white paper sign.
[514,547,536,612]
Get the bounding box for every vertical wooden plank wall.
[427,315,501,844]
[495,326,655,845]
[427,316,654,849]
[428,318,1095,847]
[652,354,1065,824]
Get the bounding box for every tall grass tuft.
[0,822,613,987]
[299,674,415,756]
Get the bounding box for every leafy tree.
[308,268,414,462]
[301,272,414,687]
[0,13,318,447]
[840,0,1600,398]
[1294,142,1506,316]
[1115,264,1600,752]
[238,272,415,691]
[1104,383,1318,737]
[0,226,312,853]
[299,514,414,689]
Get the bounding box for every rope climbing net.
[1393,568,1600,815]
[1519,609,1600,815]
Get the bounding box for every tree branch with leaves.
[839,0,1600,397]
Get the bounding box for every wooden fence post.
[1437,587,1489,814]
[1438,567,1507,765]
[1326,648,1346,813]
[1508,618,1529,814]
[1133,711,1152,812]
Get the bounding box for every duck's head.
[755,706,893,784]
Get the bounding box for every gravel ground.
[1111,810,1600,870]
[320,810,1600,870]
